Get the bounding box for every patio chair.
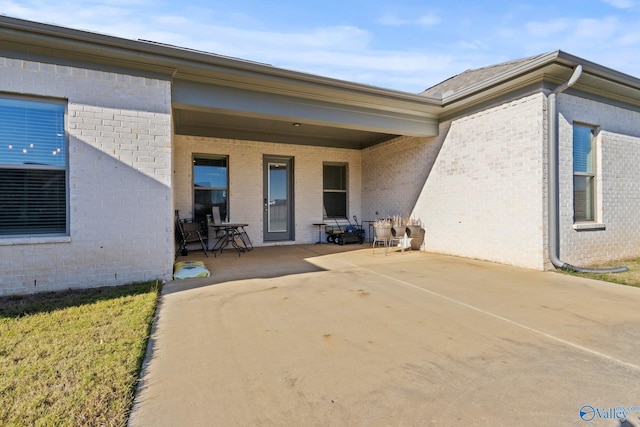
[372,225,392,254]
[211,206,223,225]
[175,211,208,259]
[208,207,227,255]
[390,225,410,253]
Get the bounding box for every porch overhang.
[172,80,439,149]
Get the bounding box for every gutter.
[547,65,628,273]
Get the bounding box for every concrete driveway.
[129,245,640,427]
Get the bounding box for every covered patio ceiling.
[172,108,399,149]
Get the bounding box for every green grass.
[560,258,640,287]
[0,281,160,427]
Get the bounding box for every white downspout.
[547,65,628,273]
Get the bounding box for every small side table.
[313,223,326,244]
[364,220,376,243]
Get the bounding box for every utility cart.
[325,216,365,245]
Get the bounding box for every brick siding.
[364,93,547,269]
[557,94,640,266]
[0,57,173,295]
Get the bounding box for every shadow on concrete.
[163,243,369,295]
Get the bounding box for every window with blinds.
[572,124,596,222]
[0,97,67,236]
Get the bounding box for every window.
[0,96,67,236]
[323,163,347,218]
[573,124,596,222]
[193,156,228,224]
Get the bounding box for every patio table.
[208,223,253,256]
[312,223,326,244]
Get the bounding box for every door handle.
[264,198,268,211]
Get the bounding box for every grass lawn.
[561,258,640,287]
[0,281,160,427]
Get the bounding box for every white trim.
[572,222,606,231]
[0,236,71,245]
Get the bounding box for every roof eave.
[0,15,442,117]
[439,50,640,113]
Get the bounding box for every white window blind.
[0,97,67,236]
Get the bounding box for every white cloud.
[525,19,569,37]
[573,17,619,40]
[297,26,373,50]
[458,40,490,50]
[280,51,462,92]
[378,12,441,28]
[296,50,454,73]
[0,0,142,38]
[417,13,441,27]
[518,16,623,56]
[154,15,191,26]
[616,32,640,45]
[602,0,635,8]
[378,14,408,26]
[184,24,375,57]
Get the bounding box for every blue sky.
[2,0,640,92]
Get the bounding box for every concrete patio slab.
[129,246,640,426]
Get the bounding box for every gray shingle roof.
[421,52,556,99]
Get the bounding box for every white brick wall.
[395,94,547,269]
[420,94,546,269]
[557,94,640,265]
[0,57,173,295]
[362,134,444,223]
[173,135,362,246]
[364,91,640,270]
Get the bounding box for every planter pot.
[406,225,424,250]
[391,225,407,238]
[373,226,392,240]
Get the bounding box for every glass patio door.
[263,155,294,241]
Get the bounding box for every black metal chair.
[175,211,208,259]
